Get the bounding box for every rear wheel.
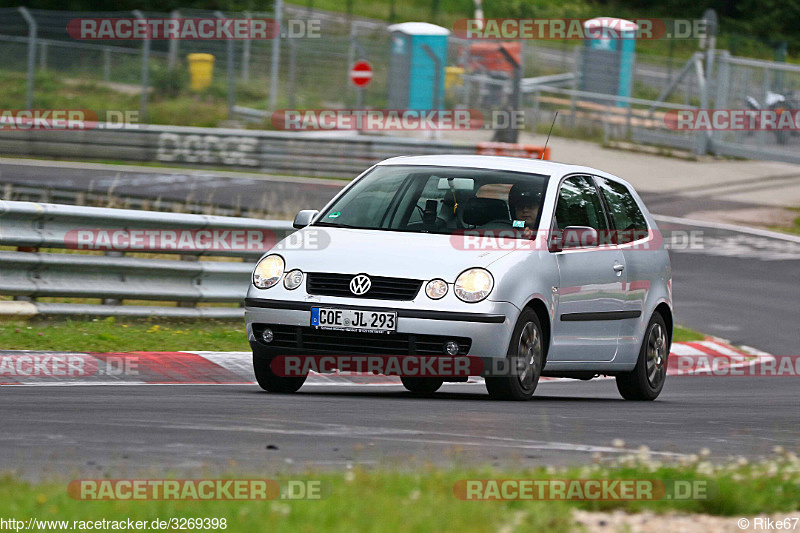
[616,313,669,401]
[486,309,543,401]
[401,377,443,394]
[253,353,306,393]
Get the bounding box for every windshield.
[315,165,548,236]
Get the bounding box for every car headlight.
[253,254,284,289]
[425,279,448,300]
[454,268,493,303]
[283,269,304,290]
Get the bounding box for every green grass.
[0,318,705,352]
[1,452,798,529]
[770,207,800,236]
[0,318,250,352]
[0,470,572,533]
[673,325,704,343]
[0,71,232,129]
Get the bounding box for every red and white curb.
[667,338,774,376]
[0,339,774,386]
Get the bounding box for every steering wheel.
[482,219,515,228]
[456,206,473,229]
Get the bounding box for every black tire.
[485,308,544,401]
[616,313,670,401]
[253,352,306,393]
[401,377,443,394]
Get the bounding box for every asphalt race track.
[0,159,342,212]
[3,376,799,478]
[2,160,799,478]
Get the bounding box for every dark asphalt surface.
[3,377,799,479]
[662,222,800,355]
[1,159,799,477]
[0,159,342,214]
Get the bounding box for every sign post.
[350,60,373,108]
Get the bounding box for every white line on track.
[165,420,687,457]
[653,214,800,243]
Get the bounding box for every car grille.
[253,324,471,355]
[306,273,423,301]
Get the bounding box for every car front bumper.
[244,297,520,360]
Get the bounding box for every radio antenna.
[541,111,558,160]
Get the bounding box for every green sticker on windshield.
[513,220,525,228]
[328,212,341,218]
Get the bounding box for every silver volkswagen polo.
[245,155,672,401]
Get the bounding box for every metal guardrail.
[0,200,294,318]
[0,124,478,178]
[0,182,274,219]
[520,72,576,93]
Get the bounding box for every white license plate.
[311,307,397,334]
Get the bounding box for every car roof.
[377,154,609,179]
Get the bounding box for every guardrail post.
[132,10,150,121]
[102,251,123,306]
[18,7,36,109]
[13,245,38,303]
[177,255,199,308]
[269,0,283,110]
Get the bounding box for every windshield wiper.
[313,221,365,229]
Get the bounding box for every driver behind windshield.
[508,183,542,236]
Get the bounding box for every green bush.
[150,62,188,99]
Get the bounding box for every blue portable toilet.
[387,22,450,110]
[580,17,637,107]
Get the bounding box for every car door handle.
[613,263,625,272]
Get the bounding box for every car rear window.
[596,177,648,242]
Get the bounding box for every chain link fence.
[1,5,799,163]
[711,53,800,162]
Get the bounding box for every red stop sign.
[350,60,373,88]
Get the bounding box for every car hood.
[274,227,513,281]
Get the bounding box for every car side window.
[554,176,608,231]
[596,177,648,243]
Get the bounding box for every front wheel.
[616,313,669,401]
[485,309,544,401]
[253,353,306,393]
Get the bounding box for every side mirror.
[293,209,319,229]
[561,226,598,249]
